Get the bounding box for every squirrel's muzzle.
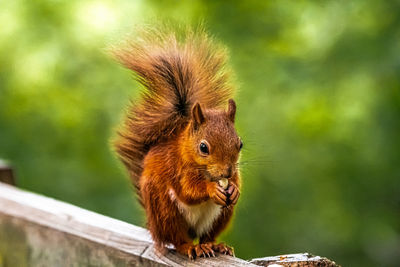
[220,165,233,179]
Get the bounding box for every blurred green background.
[1,1,400,266]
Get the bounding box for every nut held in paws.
[218,178,229,190]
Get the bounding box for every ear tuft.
[192,102,205,129]
[227,99,236,123]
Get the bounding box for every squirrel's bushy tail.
[112,27,234,204]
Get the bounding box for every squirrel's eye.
[239,140,243,150]
[199,142,209,155]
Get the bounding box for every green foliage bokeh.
[1,1,399,266]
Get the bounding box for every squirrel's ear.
[227,99,236,123]
[192,102,205,129]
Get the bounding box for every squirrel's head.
[183,99,242,181]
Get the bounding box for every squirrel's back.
[112,27,235,203]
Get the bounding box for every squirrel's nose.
[221,166,233,178]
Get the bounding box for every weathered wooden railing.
[0,165,340,266]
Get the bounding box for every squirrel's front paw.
[226,183,240,206]
[207,182,227,206]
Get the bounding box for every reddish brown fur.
[112,27,241,258]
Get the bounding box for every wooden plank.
[0,182,257,267]
[250,253,340,267]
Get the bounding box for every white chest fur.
[168,188,222,237]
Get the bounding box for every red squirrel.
[112,27,242,259]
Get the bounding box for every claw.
[212,242,234,257]
[188,251,194,261]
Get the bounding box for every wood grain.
[250,253,340,267]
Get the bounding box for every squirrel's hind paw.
[212,242,235,257]
[176,243,216,260]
